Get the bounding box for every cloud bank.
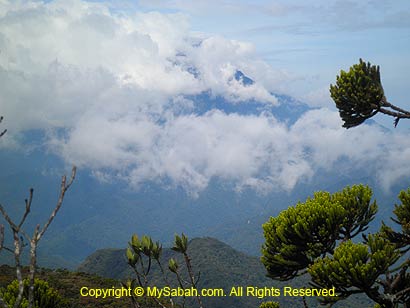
[0,0,409,195]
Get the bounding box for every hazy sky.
[0,0,409,195]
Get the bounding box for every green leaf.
[330,59,384,128]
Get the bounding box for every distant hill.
[78,237,278,308]
[78,237,373,308]
[1,140,401,271]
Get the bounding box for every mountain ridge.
[77,236,372,308]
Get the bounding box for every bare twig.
[156,259,175,308]
[37,166,76,241]
[0,224,13,254]
[302,295,309,308]
[0,166,76,308]
[138,254,149,286]
[173,269,187,308]
[0,116,6,138]
[0,224,4,251]
[378,97,410,128]
[27,166,76,308]
[0,204,19,232]
[0,190,34,243]
[194,271,201,286]
[183,252,203,308]
[131,266,143,288]
[395,286,410,301]
[383,99,410,116]
[18,188,33,230]
[379,108,410,119]
[130,293,141,308]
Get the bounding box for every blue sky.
[0,0,409,195]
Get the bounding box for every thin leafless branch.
[0,224,13,254]
[383,99,410,116]
[0,195,31,242]
[183,253,203,308]
[0,166,76,308]
[0,116,6,138]
[0,204,19,232]
[37,166,76,241]
[0,224,3,251]
[18,188,33,230]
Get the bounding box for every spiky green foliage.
[172,233,188,254]
[0,278,68,308]
[262,185,410,308]
[261,185,376,280]
[381,189,410,249]
[333,185,377,239]
[262,192,344,280]
[126,233,202,307]
[309,235,399,303]
[127,234,162,264]
[168,258,179,273]
[393,189,410,236]
[330,59,410,128]
[330,59,384,128]
[259,301,280,308]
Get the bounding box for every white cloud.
[300,86,332,108]
[50,107,410,196]
[0,0,278,132]
[0,0,409,196]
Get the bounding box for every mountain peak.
[233,70,254,86]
